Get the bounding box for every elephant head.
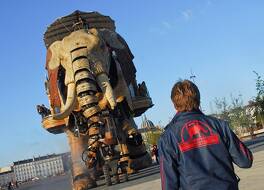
[46,28,125,120]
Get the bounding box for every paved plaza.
[17,139,264,190]
[235,150,264,190]
[122,150,264,190]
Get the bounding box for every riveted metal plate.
[71,47,87,61]
[75,70,95,81]
[72,59,90,72]
[76,82,97,94]
[78,95,98,106]
[83,105,101,118]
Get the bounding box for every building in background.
[13,154,64,182]
[139,115,163,149]
[13,158,34,182]
[0,166,15,187]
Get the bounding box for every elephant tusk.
[53,83,76,120]
[96,73,116,110]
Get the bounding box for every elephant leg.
[66,130,97,190]
[121,118,152,172]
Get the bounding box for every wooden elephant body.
[39,11,153,189]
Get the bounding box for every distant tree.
[213,97,230,122]
[254,71,264,96]
[229,94,252,134]
[253,71,264,127]
[210,72,264,136]
[145,131,162,145]
[212,94,253,134]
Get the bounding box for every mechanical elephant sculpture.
[38,11,153,190]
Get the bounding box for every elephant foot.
[73,176,97,190]
[129,152,152,171]
[126,167,136,175]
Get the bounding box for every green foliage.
[229,94,252,129]
[145,131,162,145]
[253,71,264,126]
[212,94,252,131]
[214,97,230,122]
[254,71,264,96]
[210,71,264,134]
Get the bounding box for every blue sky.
[0,0,264,166]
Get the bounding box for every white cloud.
[148,20,174,35]
[161,21,172,29]
[181,9,193,21]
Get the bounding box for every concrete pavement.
[121,150,264,190]
[122,178,161,190]
[235,150,264,190]
[17,150,263,190]
[16,140,264,190]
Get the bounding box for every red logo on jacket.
[178,120,219,152]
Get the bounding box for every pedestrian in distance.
[158,79,253,190]
[7,182,13,190]
[152,144,159,164]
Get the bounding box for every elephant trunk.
[53,82,76,120]
[71,47,101,121]
[71,46,103,168]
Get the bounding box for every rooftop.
[13,154,60,165]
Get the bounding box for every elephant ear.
[46,41,63,109]
[98,29,125,49]
[102,30,136,86]
[46,41,62,70]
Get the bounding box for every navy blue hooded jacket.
[158,110,253,190]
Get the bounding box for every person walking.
[158,80,253,190]
[152,145,159,164]
[7,182,13,190]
